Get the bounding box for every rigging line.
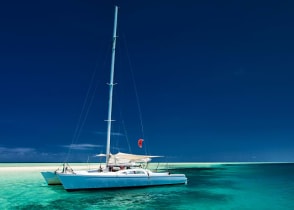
[122,33,148,155]
[113,122,123,153]
[71,41,113,150]
[65,41,113,162]
[121,118,132,153]
[72,80,99,146]
[64,65,98,162]
[116,98,132,153]
[115,40,132,154]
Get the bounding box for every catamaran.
[42,6,187,191]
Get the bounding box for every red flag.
[138,139,144,148]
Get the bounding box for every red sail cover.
[138,139,144,148]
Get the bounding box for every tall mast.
[106,6,118,166]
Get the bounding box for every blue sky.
[0,0,294,162]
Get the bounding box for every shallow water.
[1,163,294,209]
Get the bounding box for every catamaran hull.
[58,173,187,191]
[41,171,61,185]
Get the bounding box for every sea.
[0,162,294,210]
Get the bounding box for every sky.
[0,0,294,162]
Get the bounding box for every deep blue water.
[1,163,294,209]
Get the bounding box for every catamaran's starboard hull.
[58,173,187,191]
[41,171,62,185]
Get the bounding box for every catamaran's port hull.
[41,171,62,185]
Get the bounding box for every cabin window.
[135,171,145,174]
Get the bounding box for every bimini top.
[108,152,162,165]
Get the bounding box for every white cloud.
[0,146,103,162]
[0,147,36,154]
[95,131,124,136]
[0,146,38,162]
[62,144,102,150]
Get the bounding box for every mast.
[106,6,118,166]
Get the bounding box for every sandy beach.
[1,162,282,172]
[0,163,102,172]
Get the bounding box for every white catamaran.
[42,6,187,191]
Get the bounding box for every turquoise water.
[1,163,294,209]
